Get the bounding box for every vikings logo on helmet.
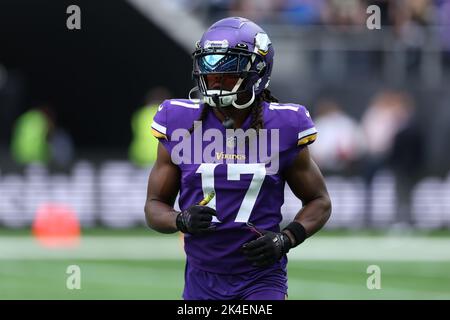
[191,17,274,109]
[254,33,271,55]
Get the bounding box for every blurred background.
[0,0,449,299]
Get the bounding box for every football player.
[145,17,331,300]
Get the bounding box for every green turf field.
[2,259,450,299]
[1,229,450,299]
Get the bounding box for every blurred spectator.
[435,0,450,61]
[11,107,50,165]
[361,90,420,226]
[129,86,171,167]
[391,0,433,69]
[50,127,75,168]
[426,92,450,176]
[229,0,281,23]
[361,90,413,161]
[388,94,424,227]
[10,104,74,167]
[204,0,234,23]
[41,105,75,168]
[0,66,24,148]
[310,98,366,173]
[279,0,325,25]
[321,0,366,29]
[368,0,392,26]
[190,0,447,32]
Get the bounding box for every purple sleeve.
[281,105,318,171]
[151,100,169,140]
[150,100,175,156]
[296,105,317,147]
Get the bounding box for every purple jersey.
[151,99,317,274]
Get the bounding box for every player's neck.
[212,106,252,129]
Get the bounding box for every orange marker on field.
[32,203,81,248]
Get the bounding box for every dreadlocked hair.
[188,88,279,133]
[188,103,210,134]
[251,88,278,132]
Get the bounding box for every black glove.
[176,205,216,235]
[241,230,292,268]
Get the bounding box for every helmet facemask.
[192,46,265,109]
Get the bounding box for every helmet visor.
[196,53,250,73]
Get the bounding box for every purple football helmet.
[192,17,274,109]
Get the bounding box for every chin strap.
[232,86,255,109]
[188,86,201,104]
[201,86,255,109]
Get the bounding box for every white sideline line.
[0,236,449,261]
